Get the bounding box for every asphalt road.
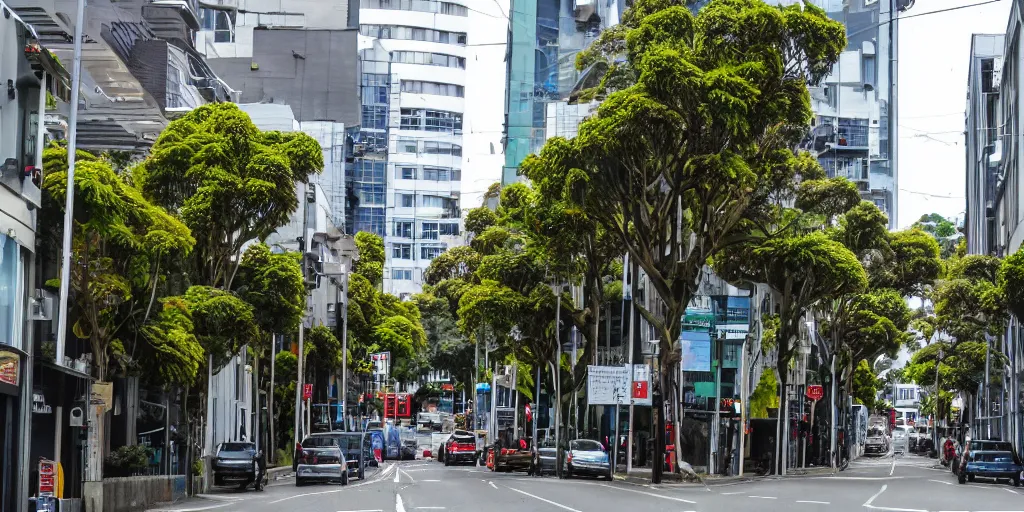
[153,454,1024,512]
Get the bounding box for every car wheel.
[605,470,613,481]
[296,478,304,487]
[342,472,349,486]
[958,472,967,484]
[1015,476,1021,487]
[444,455,451,467]
[968,474,976,482]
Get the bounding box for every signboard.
[39,459,56,495]
[371,352,390,377]
[303,384,313,400]
[680,331,712,372]
[525,403,533,422]
[631,364,652,406]
[0,350,19,386]
[495,407,515,431]
[587,365,630,405]
[806,385,824,402]
[91,382,113,411]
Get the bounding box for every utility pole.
[294,183,311,448]
[341,268,349,430]
[554,285,562,478]
[624,254,634,474]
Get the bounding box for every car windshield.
[334,435,364,451]
[303,436,339,448]
[571,440,604,452]
[218,443,254,458]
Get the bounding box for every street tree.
[527,0,845,480]
[137,103,323,289]
[852,360,881,410]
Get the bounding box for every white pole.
[830,354,837,470]
[341,268,349,428]
[739,337,747,476]
[625,257,634,474]
[55,0,87,368]
[555,289,561,477]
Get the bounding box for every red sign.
[806,385,824,402]
[441,383,454,392]
[303,384,313,400]
[525,404,533,422]
[0,351,19,386]
[633,381,649,400]
[39,459,55,496]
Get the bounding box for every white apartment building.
[357,0,469,298]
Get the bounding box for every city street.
[154,455,1024,512]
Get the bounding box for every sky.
[460,0,1014,226]
[896,0,1010,228]
[460,0,511,210]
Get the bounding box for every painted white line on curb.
[596,484,696,504]
[796,501,830,505]
[396,494,407,512]
[507,486,582,512]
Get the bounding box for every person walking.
[255,450,267,491]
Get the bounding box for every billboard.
[587,365,630,405]
[680,331,712,372]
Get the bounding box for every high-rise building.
[356,0,469,297]
[964,34,1005,257]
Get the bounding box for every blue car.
[959,450,1022,486]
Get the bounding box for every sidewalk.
[616,465,834,486]
[146,466,293,511]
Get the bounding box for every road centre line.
[506,486,582,512]
[596,483,697,503]
[268,465,392,504]
[796,501,830,505]
[747,496,777,499]
[719,491,745,495]
[397,494,407,512]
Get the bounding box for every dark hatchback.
[212,442,258,488]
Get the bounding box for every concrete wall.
[208,28,360,126]
[101,475,187,512]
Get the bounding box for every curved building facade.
[359,0,469,298]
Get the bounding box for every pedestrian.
[255,449,267,491]
[943,436,956,467]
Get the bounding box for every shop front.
[1,348,25,512]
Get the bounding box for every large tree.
[137,102,324,289]
[526,0,846,480]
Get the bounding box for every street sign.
[587,365,630,405]
[632,364,652,406]
[806,385,824,402]
[371,352,390,377]
[303,384,313,400]
[39,459,55,496]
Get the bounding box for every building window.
[401,108,423,130]
[400,167,416,180]
[421,246,445,260]
[0,235,20,350]
[422,167,450,181]
[354,160,386,182]
[354,207,386,238]
[392,243,412,260]
[401,80,465,98]
[398,138,418,153]
[440,223,460,236]
[424,110,463,132]
[361,106,388,129]
[360,0,469,16]
[422,141,463,156]
[392,269,413,280]
[421,222,439,240]
[357,183,385,205]
[391,51,466,69]
[422,196,445,208]
[394,221,414,238]
[400,194,415,208]
[359,24,467,46]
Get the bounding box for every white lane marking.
[396,494,407,512]
[336,510,383,512]
[720,491,744,495]
[489,481,498,489]
[506,486,582,512]
[414,508,445,510]
[862,484,927,512]
[422,479,441,482]
[811,476,905,481]
[928,479,955,486]
[596,483,696,503]
[394,468,401,482]
[268,465,392,504]
[405,464,430,468]
[1006,488,1020,495]
[747,496,776,499]
[796,501,830,505]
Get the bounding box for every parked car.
[212,442,259,489]
[958,439,1020,476]
[865,426,890,456]
[296,436,348,486]
[400,427,418,460]
[444,430,478,466]
[958,450,1023,486]
[489,440,533,473]
[537,439,557,476]
[326,432,374,480]
[892,426,911,454]
[566,439,612,480]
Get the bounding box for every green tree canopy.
[136,103,323,289]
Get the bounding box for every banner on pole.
[631,364,652,406]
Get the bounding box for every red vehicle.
[443,431,478,466]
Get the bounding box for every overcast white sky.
[460,0,511,210]
[897,0,1011,228]
[461,0,1014,226]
